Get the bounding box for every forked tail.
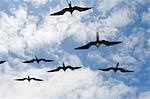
[63,62,65,67]
[116,62,119,68]
[35,55,38,59]
[67,0,71,7]
[96,32,99,41]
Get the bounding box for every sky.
[0,0,150,99]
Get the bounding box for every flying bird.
[0,60,6,64]
[15,75,43,82]
[75,32,122,49]
[98,62,134,73]
[47,62,81,72]
[50,0,92,16]
[23,56,54,64]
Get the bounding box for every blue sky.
[0,0,150,99]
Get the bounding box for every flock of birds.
[1,0,134,82]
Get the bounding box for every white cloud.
[118,28,149,62]
[24,0,49,7]
[0,66,136,99]
[112,53,137,64]
[97,0,122,16]
[0,0,149,99]
[137,0,150,5]
[101,7,136,28]
[138,91,150,99]
[87,51,107,63]
[142,8,150,24]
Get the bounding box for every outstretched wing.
[31,78,43,81]
[75,42,95,49]
[23,59,35,63]
[119,68,134,72]
[47,67,62,72]
[50,8,68,16]
[0,61,6,64]
[15,78,27,81]
[98,67,113,71]
[67,66,81,70]
[103,41,122,46]
[39,59,54,62]
[73,6,92,11]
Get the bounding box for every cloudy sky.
[0,0,150,99]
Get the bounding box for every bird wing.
[39,58,54,62]
[0,61,6,64]
[67,66,81,70]
[31,78,43,81]
[15,78,27,81]
[50,8,68,15]
[98,67,113,71]
[23,59,35,63]
[119,68,134,72]
[103,41,122,46]
[73,6,92,11]
[47,67,62,72]
[75,41,95,49]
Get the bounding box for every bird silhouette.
[47,62,81,72]
[15,75,43,82]
[23,56,54,64]
[75,32,122,49]
[98,62,134,73]
[50,0,91,16]
[0,60,6,64]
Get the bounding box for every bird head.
[63,68,67,71]
[28,79,31,82]
[37,61,40,64]
[114,68,118,72]
[70,11,73,15]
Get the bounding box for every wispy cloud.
[0,0,149,99]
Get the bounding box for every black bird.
[75,32,122,49]
[15,75,43,82]
[47,62,81,72]
[0,60,6,64]
[50,0,92,16]
[23,56,54,64]
[98,62,134,73]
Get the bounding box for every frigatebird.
[15,75,43,82]
[98,62,134,73]
[0,60,6,64]
[47,62,81,72]
[50,0,92,16]
[23,56,54,64]
[75,32,122,49]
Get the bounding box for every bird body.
[15,76,43,82]
[23,56,54,64]
[0,60,6,64]
[98,62,134,73]
[47,62,81,72]
[50,0,91,15]
[75,32,122,49]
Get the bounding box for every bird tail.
[66,0,71,5]
[96,32,99,41]
[35,56,37,59]
[63,62,65,67]
[116,62,119,68]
